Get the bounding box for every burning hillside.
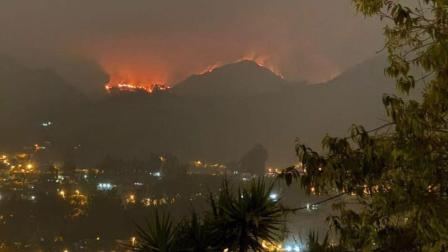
[198,54,284,79]
[103,54,285,94]
[105,83,171,94]
[173,60,289,97]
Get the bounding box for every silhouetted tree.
[239,144,268,176]
[147,153,163,174]
[161,154,186,179]
[281,0,448,250]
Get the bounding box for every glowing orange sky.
[100,60,169,87]
[98,51,339,89]
[101,55,288,89]
[0,0,383,93]
[92,40,293,89]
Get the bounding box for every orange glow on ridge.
[103,64,171,93]
[196,53,285,79]
[105,83,171,93]
[199,63,222,75]
[100,51,284,94]
[240,53,285,79]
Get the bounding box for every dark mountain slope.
[0,55,403,167]
[0,56,88,149]
[51,56,396,166]
[173,60,290,97]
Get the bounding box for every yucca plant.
[176,211,215,251]
[134,179,287,252]
[134,211,178,252]
[208,179,287,252]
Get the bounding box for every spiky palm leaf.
[209,179,286,252]
[134,211,178,252]
[176,211,215,251]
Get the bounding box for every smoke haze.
[0,0,383,93]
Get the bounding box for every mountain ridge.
[0,54,398,166]
[172,60,293,96]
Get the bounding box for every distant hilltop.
[172,60,292,97]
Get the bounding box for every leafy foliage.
[281,0,448,251]
[306,231,344,252]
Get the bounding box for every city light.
[262,240,303,251]
[59,190,66,199]
[151,172,161,177]
[41,121,53,127]
[34,144,46,151]
[131,236,136,246]
[56,175,65,183]
[0,149,308,250]
[286,243,302,251]
[126,194,136,204]
[97,183,114,191]
[306,203,318,211]
[141,197,175,207]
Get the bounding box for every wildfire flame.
[103,52,284,94]
[200,63,222,75]
[105,83,171,94]
[197,53,285,79]
[100,59,170,94]
[241,53,285,79]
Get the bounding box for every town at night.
[1,0,447,251]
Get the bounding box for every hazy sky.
[0,0,383,89]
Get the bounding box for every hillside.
[0,56,88,150]
[173,60,291,96]
[0,56,402,166]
